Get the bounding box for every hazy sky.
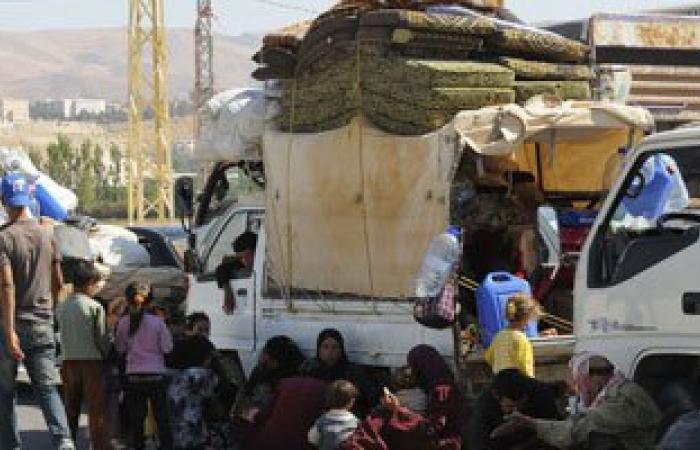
[0,0,694,34]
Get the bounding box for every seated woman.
[232,335,306,419]
[302,328,375,415]
[342,345,462,450]
[246,375,327,450]
[491,353,661,450]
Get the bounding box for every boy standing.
[56,259,112,450]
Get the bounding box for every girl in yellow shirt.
[484,293,539,377]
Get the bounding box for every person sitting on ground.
[343,344,463,450]
[231,335,306,420]
[389,366,427,415]
[114,282,174,450]
[308,380,361,450]
[56,260,113,450]
[490,353,661,450]
[215,231,257,314]
[485,293,539,378]
[469,368,560,450]
[244,374,328,450]
[302,328,374,415]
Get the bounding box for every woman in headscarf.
[491,352,661,450]
[232,335,306,418]
[302,328,374,415]
[233,335,326,450]
[342,344,462,450]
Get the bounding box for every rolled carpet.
[361,85,514,109]
[359,57,514,88]
[488,27,589,63]
[499,57,593,81]
[512,80,591,103]
[359,8,497,36]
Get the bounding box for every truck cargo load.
[262,98,652,298]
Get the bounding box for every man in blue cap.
[0,172,74,450]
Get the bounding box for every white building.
[71,99,106,117]
[0,99,29,124]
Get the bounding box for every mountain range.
[0,28,260,101]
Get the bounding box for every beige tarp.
[453,97,654,193]
[453,97,653,156]
[263,117,458,297]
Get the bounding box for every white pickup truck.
[571,124,700,418]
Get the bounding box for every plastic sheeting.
[263,117,459,297]
[195,89,279,162]
[0,147,78,215]
[88,225,150,267]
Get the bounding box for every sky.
[0,0,695,34]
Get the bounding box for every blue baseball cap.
[1,172,32,208]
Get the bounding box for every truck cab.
[574,125,700,416]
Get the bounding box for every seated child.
[309,380,360,450]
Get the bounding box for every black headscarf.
[305,328,351,382]
[244,335,305,395]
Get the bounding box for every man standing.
[0,173,74,450]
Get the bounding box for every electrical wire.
[250,0,321,15]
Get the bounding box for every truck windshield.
[609,151,699,232]
[591,146,700,286]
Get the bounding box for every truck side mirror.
[174,176,195,219]
[183,248,200,274]
[536,206,561,268]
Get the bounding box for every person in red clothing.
[342,345,462,450]
[243,375,327,450]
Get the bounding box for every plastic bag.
[88,225,150,267]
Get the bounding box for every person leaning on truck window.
[0,173,76,450]
[490,353,661,450]
[215,231,257,314]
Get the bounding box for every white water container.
[415,226,461,297]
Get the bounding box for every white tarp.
[88,224,150,267]
[453,96,654,156]
[264,118,459,298]
[196,88,279,162]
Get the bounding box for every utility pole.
[127,0,173,223]
[194,0,214,137]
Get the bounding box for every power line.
[251,0,320,15]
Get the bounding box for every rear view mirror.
[183,248,200,274]
[174,176,195,219]
[536,206,561,268]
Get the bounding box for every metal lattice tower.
[127,0,173,223]
[194,0,214,136]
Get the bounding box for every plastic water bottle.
[415,226,461,297]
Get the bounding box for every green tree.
[75,140,98,211]
[45,134,73,188]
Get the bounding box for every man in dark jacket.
[470,368,560,450]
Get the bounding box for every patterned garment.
[167,367,216,449]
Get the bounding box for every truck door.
[189,208,262,351]
[580,145,700,356]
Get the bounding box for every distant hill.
[0,28,259,101]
